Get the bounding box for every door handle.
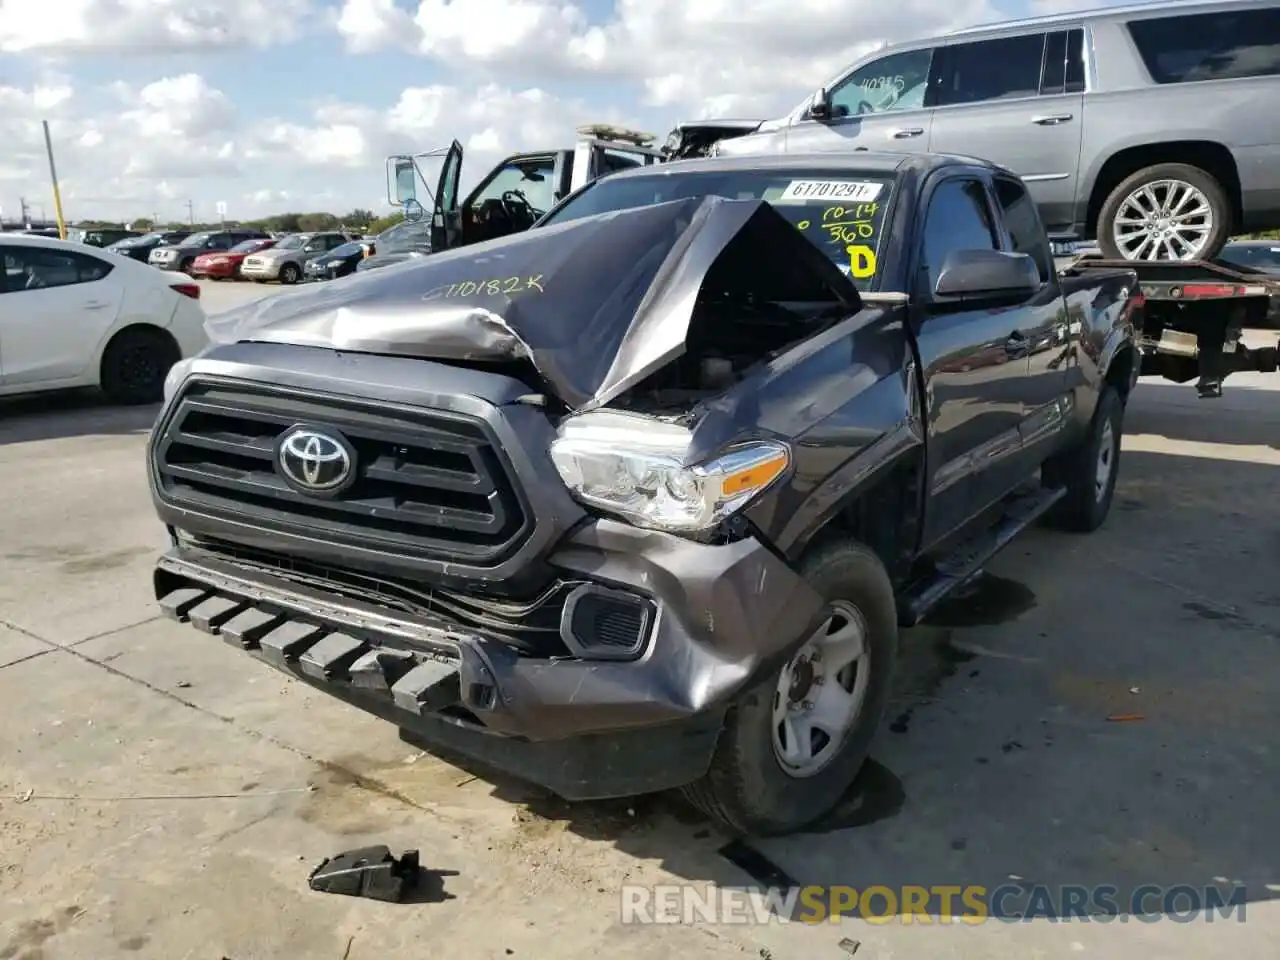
[82,301,110,310]
[891,127,925,139]
[1031,114,1073,125]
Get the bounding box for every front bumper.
[240,260,283,280]
[192,260,237,278]
[152,258,187,272]
[154,522,824,800]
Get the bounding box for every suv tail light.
[171,283,200,300]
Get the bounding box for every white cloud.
[334,0,418,54]
[0,0,315,54]
[0,69,633,222]
[336,0,1001,117]
[0,0,1039,223]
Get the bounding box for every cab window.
[919,178,999,295]
[463,156,558,242]
[994,176,1053,282]
[829,48,935,117]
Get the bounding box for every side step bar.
[897,484,1065,627]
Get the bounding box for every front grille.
[154,380,532,565]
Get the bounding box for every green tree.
[297,212,339,232]
[366,211,406,235]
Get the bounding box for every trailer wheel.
[1042,385,1124,533]
[682,539,898,837]
[1096,163,1230,263]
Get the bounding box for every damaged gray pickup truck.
[149,153,1140,836]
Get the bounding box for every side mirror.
[933,249,1041,302]
[388,157,417,204]
[807,88,832,122]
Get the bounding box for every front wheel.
[279,263,301,284]
[682,540,898,836]
[1042,385,1124,532]
[1096,163,1231,262]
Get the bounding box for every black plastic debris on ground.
[308,845,420,902]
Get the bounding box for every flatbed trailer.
[1063,255,1280,397]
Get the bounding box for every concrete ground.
[1,278,1277,959]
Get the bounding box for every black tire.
[1096,163,1231,262]
[100,327,179,405]
[279,263,301,284]
[179,257,195,275]
[682,539,898,837]
[1042,385,1124,532]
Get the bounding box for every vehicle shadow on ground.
[0,391,160,445]
[1127,380,1280,449]
[407,446,1280,922]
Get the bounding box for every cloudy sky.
[0,0,1118,224]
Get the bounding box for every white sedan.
[0,233,209,404]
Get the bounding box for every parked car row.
[99,229,375,284]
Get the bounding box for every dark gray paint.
[150,153,1138,800]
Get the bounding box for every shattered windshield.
[539,168,896,290]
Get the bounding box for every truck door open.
[431,141,463,251]
[384,139,463,245]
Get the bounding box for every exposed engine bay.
[612,290,845,413]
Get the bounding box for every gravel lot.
[1,277,1277,959]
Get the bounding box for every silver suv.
[714,0,1280,262]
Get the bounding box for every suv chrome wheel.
[1112,179,1213,261]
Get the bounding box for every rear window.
[1128,8,1280,84]
[539,169,896,290]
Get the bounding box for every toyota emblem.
[276,426,355,494]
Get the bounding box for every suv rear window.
[1128,8,1280,84]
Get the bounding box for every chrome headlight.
[549,410,789,534]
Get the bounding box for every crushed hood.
[204,195,861,411]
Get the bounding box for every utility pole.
[185,199,195,226]
[19,196,31,227]
[42,120,67,239]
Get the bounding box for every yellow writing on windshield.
[847,245,877,279]
[422,275,546,301]
[794,203,880,247]
[821,203,878,244]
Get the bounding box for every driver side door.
[430,140,464,252]
[785,46,941,154]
